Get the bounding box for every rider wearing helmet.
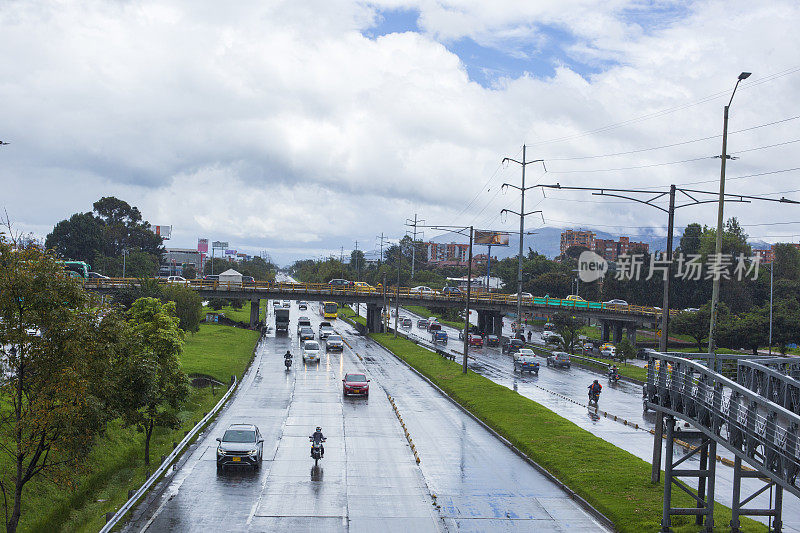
[310,426,325,457]
[284,350,293,360]
[588,379,602,397]
[609,364,618,376]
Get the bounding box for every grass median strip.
[403,305,463,330]
[338,304,366,326]
[370,333,761,533]
[19,324,260,533]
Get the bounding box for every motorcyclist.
[310,426,325,457]
[526,330,532,342]
[284,350,293,368]
[284,350,293,360]
[588,380,602,401]
[609,364,618,377]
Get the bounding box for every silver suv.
[546,351,571,369]
[216,424,263,471]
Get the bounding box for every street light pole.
[708,71,751,362]
[463,226,473,374]
[769,260,774,354]
[502,147,545,330]
[660,185,676,353]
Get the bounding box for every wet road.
[125,301,607,532]
[395,306,800,530]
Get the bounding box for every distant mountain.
[432,227,770,260]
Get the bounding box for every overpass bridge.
[84,278,673,340]
[645,352,800,531]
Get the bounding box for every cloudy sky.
[2,0,799,264]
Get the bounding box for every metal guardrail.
[83,278,677,319]
[645,353,800,498]
[99,376,238,533]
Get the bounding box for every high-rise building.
[560,230,595,255]
[424,242,471,266]
[560,230,649,261]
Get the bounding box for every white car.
[410,286,437,296]
[166,276,188,284]
[302,340,321,362]
[510,292,534,300]
[319,321,335,339]
[282,300,291,308]
[604,299,629,307]
[601,345,617,358]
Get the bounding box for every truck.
[275,308,290,334]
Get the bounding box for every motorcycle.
[285,357,293,370]
[588,390,600,406]
[309,436,326,466]
[608,370,620,383]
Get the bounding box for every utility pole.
[769,260,774,354]
[462,226,473,374]
[354,240,360,282]
[405,214,424,280]
[395,242,402,338]
[708,72,751,364]
[122,249,127,278]
[382,272,388,332]
[377,233,388,266]
[660,185,676,353]
[502,145,545,326]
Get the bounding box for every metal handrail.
[645,352,800,498]
[99,376,238,532]
[83,278,677,318]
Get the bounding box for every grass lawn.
[371,333,761,533]
[404,305,464,330]
[15,324,260,533]
[338,304,366,326]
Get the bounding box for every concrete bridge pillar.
[366,303,384,333]
[493,313,503,338]
[477,310,488,335]
[249,299,260,328]
[625,323,637,347]
[601,321,610,342]
[612,322,624,344]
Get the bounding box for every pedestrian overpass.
[645,352,800,531]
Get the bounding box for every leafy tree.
[670,304,711,351]
[162,285,203,333]
[698,217,751,259]
[350,249,366,274]
[123,298,189,465]
[182,264,198,280]
[44,212,105,264]
[564,245,590,261]
[208,298,226,311]
[717,310,768,355]
[237,256,275,281]
[0,235,118,533]
[230,298,245,310]
[616,337,635,361]
[204,257,233,276]
[113,277,164,310]
[679,223,703,256]
[552,312,584,354]
[773,244,800,281]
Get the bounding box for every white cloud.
[1,0,799,264]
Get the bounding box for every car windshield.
[328,335,341,342]
[305,342,320,350]
[345,374,367,382]
[222,429,255,443]
[301,327,313,334]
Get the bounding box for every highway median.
[370,332,761,533]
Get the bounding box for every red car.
[342,373,369,397]
[468,334,483,347]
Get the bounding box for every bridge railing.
[82,278,677,317]
[645,352,800,498]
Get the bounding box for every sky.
[2,0,799,265]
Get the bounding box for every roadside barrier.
[99,376,238,532]
[386,393,420,464]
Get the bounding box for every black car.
[216,423,263,471]
[502,338,525,355]
[485,334,500,347]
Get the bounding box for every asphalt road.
[124,301,607,532]
[396,306,800,531]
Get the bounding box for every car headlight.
[217,447,225,456]
[249,449,258,456]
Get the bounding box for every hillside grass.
[371,333,760,532]
[16,324,260,533]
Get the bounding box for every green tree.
[679,223,703,256]
[773,244,800,281]
[717,311,768,355]
[163,285,203,333]
[670,305,711,351]
[552,312,584,354]
[616,337,635,361]
[0,235,118,533]
[123,298,189,466]
[182,264,198,280]
[208,298,226,311]
[350,249,366,274]
[113,277,164,310]
[44,211,105,263]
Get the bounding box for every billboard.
[151,225,172,240]
[212,241,229,249]
[225,249,236,255]
[197,238,208,253]
[474,230,509,246]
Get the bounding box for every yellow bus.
[320,302,338,320]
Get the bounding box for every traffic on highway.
[123,297,607,532]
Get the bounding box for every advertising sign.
[197,238,208,253]
[474,230,510,246]
[225,249,236,255]
[151,225,172,240]
[212,241,229,249]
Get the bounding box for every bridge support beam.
[366,303,384,333]
[626,323,637,347]
[730,455,783,532]
[493,312,503,338]
[477,310,487,335]
[249,299,260,328]
[660,421,716,532]
[601,321,610,342]
[612,322,623,344]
